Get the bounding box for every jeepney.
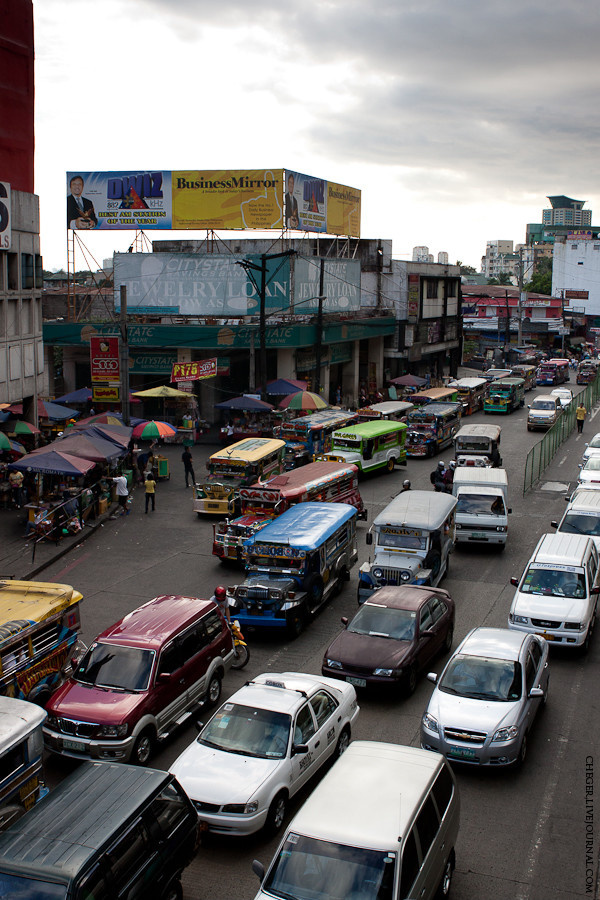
[454,423,502,467]
[229,502,358,636]
[194,438,285,516]
[511,364,537,390]
[358,491,457,602]
[449,377,488,415]
[355,400,414,422]
[577,361,598,385]
[410,387,459,407]
[484,377,525,414]
[0,580,83,705]
[406,402,462,458]
[212,461,365,563]
[0,697,47,830]
[274,410,357,469]
[322,420,407,473]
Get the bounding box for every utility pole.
[504,290,510,364]
[517,246,525,347]
[119,285,130,426]
[314,258,325,395]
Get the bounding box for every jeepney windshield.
[456,438,492,453]
[207,462,257,480]
[408,423,435,434]
[248,553,306,570]
[377,529,428,552]
[279,424,309,441]
[332,437,361,450]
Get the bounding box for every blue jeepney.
[229,502,358,636]
[274,410,357,469]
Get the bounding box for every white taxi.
[169,672,359,835]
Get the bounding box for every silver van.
[526,394,561,431]
[251,740,460,900]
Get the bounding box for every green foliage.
[487,273,512,285]
[525,271,552,294]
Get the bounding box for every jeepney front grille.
[372,567,411,585]
[247,586,270,600]
[57,718,97,738]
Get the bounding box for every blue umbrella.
[215,396,274,412]
[266,378,307,395]
[54,387,93,404]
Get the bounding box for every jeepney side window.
[31,623,59,658]
[0,741,24,784]
[1,642,28,674]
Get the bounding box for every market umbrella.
[54,387,93,404]
[132,420,177,440]
[132,386,191,398]
[389,374,427,387]
[279,391,329,411]
[77,424,132,448]
[52,433,125,463]
[9,440,26,455]
[13,420,41,435]
[266,378,307,395]
[0,432,11,451]
[7,399,80,421]
[9,450,95,476]
[0,403,11,410]
[214,396,274,412]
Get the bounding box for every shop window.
[7,253,18,290]
[35,254,43,288]
[21,298,33,334]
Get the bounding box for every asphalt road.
[42,385,600,900]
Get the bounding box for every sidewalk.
[0,443,212,581]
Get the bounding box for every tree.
[487,273,512,285]
[456,261,477,275]
[525,257,552,295]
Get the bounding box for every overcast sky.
[35,0,600,271]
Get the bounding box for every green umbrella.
[0,433,11,451]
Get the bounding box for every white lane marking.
[591,406,600,421]
[558,455,567,466]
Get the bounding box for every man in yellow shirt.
[144,473,156,513]
[576,402,587,434]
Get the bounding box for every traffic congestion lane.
[39,396,598,900]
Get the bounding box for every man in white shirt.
[112,474,129,516]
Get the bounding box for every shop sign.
[92,385,120,402]
[130,351,177,374]
[171,358,217,382]
[90,336,120,382]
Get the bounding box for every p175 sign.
[90,336,120,382]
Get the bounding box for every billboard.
[67,169,360,237]
[90,335,120,382]
[0,182,11,250]
[171,359,217,382]
[113,253,361,317]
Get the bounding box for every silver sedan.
[420,627,549,767]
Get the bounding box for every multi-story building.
[480,240,518,281]
[0,0,45,412]
[543,196,591,227]
[552,234,600,322]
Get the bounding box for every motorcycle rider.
[211,585,231,624]
[430,460,447,492]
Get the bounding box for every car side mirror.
[528,687,545,699]
[527,405,531,409]
[426,672,438,684]
[292,743,309,756]
[365,532,373,545]
[507,508,512,514]
[420,629,434,639]
[158,671,172,682]
[550,521,558,529]
[510,576,519,587]
[252,860,265,881]
[341,616,349,627]
[194,718,204,733]
[592,586,600,596]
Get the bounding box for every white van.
[251,741,460,900]
[452,467,511,548]
[508,533,600,652]
[552,490,600,550]
[526,394,561,431]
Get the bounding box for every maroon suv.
[43,594,234,765]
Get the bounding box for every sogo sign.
[90,336,120,382]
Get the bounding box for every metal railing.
[523,376,600,493]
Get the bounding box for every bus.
[274,410,357,469]
[449,377,488,415]
[410,387,459,407]
[355,400,414,422]
[406,402,462,458]
[483,377,525,414]
[323,420,407,473]
[212,461,366,563]
[193,438,285,516]
[229,502,358,636]
[0,580,83,705]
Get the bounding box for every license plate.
[471,532,488,538]
[447,746,476,761]
[346,676,367,688]
[248,608,261,615]
[536,632,555,641]
[207,503,221,509]
[63,738,85,752]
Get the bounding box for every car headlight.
[455,523,462,530]
[400,571,411,582]
[222,801,259,815]
[99,724,128,738]
[326,659,343,670]
[510,614,529,625]
[372,567,384,579]
[46,715,59,730]
[422,712,439,734]
[496,525,507,532]
[492,725,519,742]
[564,621,585,631]
[236,587,248,598]
[373,668,394,677]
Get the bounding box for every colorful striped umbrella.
[132,420,177,440]
[279,391,329,411]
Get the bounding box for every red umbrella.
[13,420,41,435]
[279,391,329,411]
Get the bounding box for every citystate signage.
[0,182,11,250]
[66,170,360,238]
[90,336,120,382]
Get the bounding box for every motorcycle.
[230,619,250,669]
